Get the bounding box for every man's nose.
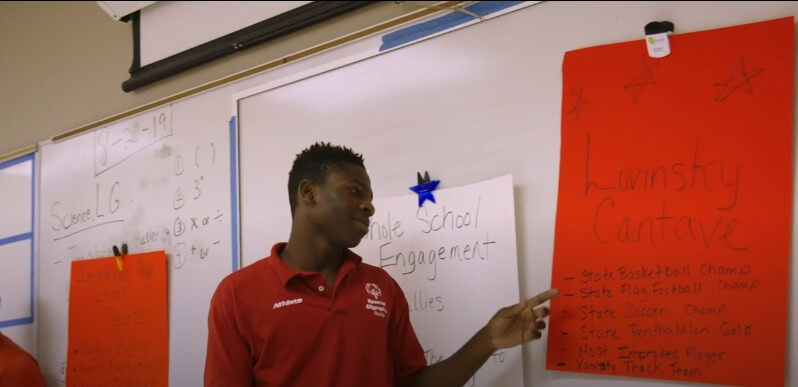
[360,201,375,216]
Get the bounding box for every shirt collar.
[267,242,363,287]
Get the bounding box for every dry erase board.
[0,152,36,356]
[36,102,237,386]
[234,2,798,387]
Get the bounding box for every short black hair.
[287,142,365,216]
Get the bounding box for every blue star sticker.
[409,172,440,207]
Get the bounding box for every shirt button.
[318,285,325,292]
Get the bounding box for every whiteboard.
[37,103,237,386]
[235,2,798,387]
[0,153,36,356]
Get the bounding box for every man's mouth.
[353,218,370,232]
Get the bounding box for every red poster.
[547,17,793,387]
[67,251,168,387]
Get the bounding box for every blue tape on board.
[0,152,35,328]
[380,1,523,52]
[229,116,240,271]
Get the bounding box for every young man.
[205,142,557,386]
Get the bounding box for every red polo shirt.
[205,243,426,387]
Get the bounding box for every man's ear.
[298,180,316,205]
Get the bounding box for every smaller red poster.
[67,251,168,387]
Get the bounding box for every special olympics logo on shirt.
[364,283,387,318]
[365,283,382,299]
